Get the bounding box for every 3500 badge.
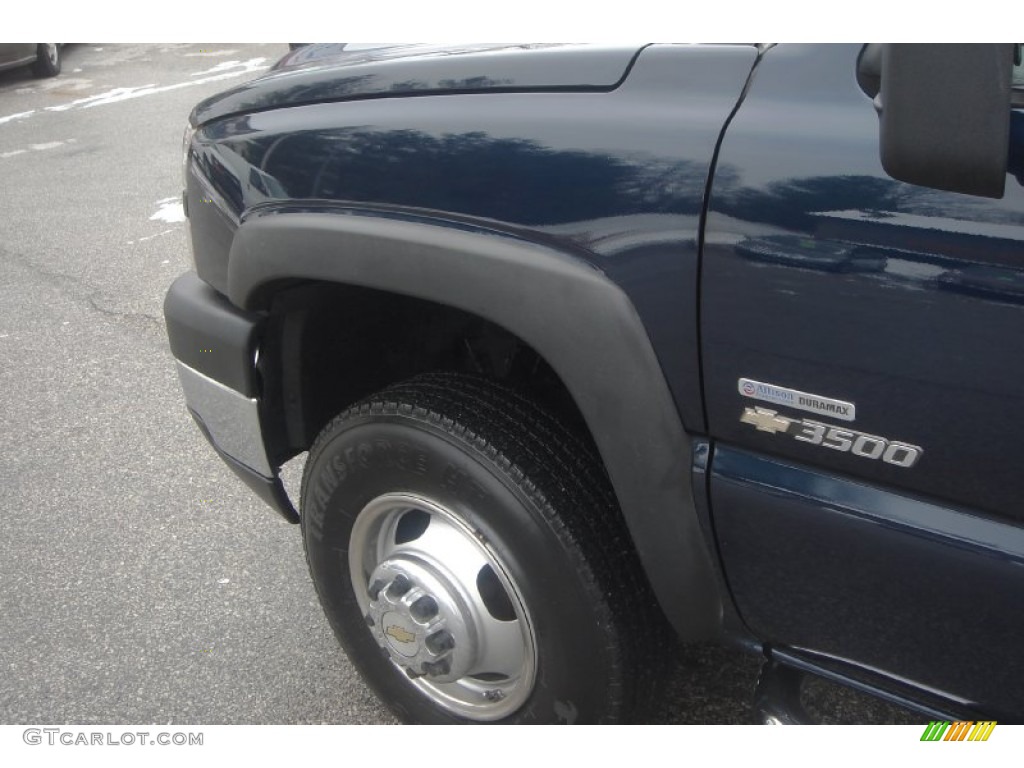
[740,406,923,468]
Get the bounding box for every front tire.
[300,372,665,723]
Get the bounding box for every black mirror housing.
[878,44,1014,199]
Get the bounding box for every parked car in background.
[0,44,61,78]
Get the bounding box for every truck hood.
[191,43,646,127]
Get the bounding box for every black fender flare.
[228,211,720,640]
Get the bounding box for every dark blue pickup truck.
[164,44,1024,724]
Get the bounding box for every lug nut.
[410,595,439,622]
[422,658,452,678]
[387,574,412,598]
[367,578,386,600]
[426,629,455,655]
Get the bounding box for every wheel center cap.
[381,612,419,657]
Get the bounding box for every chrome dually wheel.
[350,493,536,720]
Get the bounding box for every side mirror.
[868,44,1014,199]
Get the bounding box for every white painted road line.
[0,138,78,161]
[0,110,36,126]
[0,58,267,126]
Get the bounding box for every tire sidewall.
[33,44,60,77]
[302,413,624,724]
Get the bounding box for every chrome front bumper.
[164,272,298,523]
[175,361,273,477]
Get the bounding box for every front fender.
[228,211,721,640]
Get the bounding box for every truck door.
[701,44,1024,718]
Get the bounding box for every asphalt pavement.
[0,43,907,726]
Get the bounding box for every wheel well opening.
[258,280,595,466]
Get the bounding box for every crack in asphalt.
[86,295,165,335]
[1,245,165,337]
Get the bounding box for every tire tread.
[302,371,669,723]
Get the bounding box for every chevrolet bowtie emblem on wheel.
[740,407,794,434]
[385,625,416,644]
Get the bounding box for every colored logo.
[736,377,856,421]
[920,721,996,742]
[385,624,416,644]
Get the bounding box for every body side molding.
[228,211,720,640]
